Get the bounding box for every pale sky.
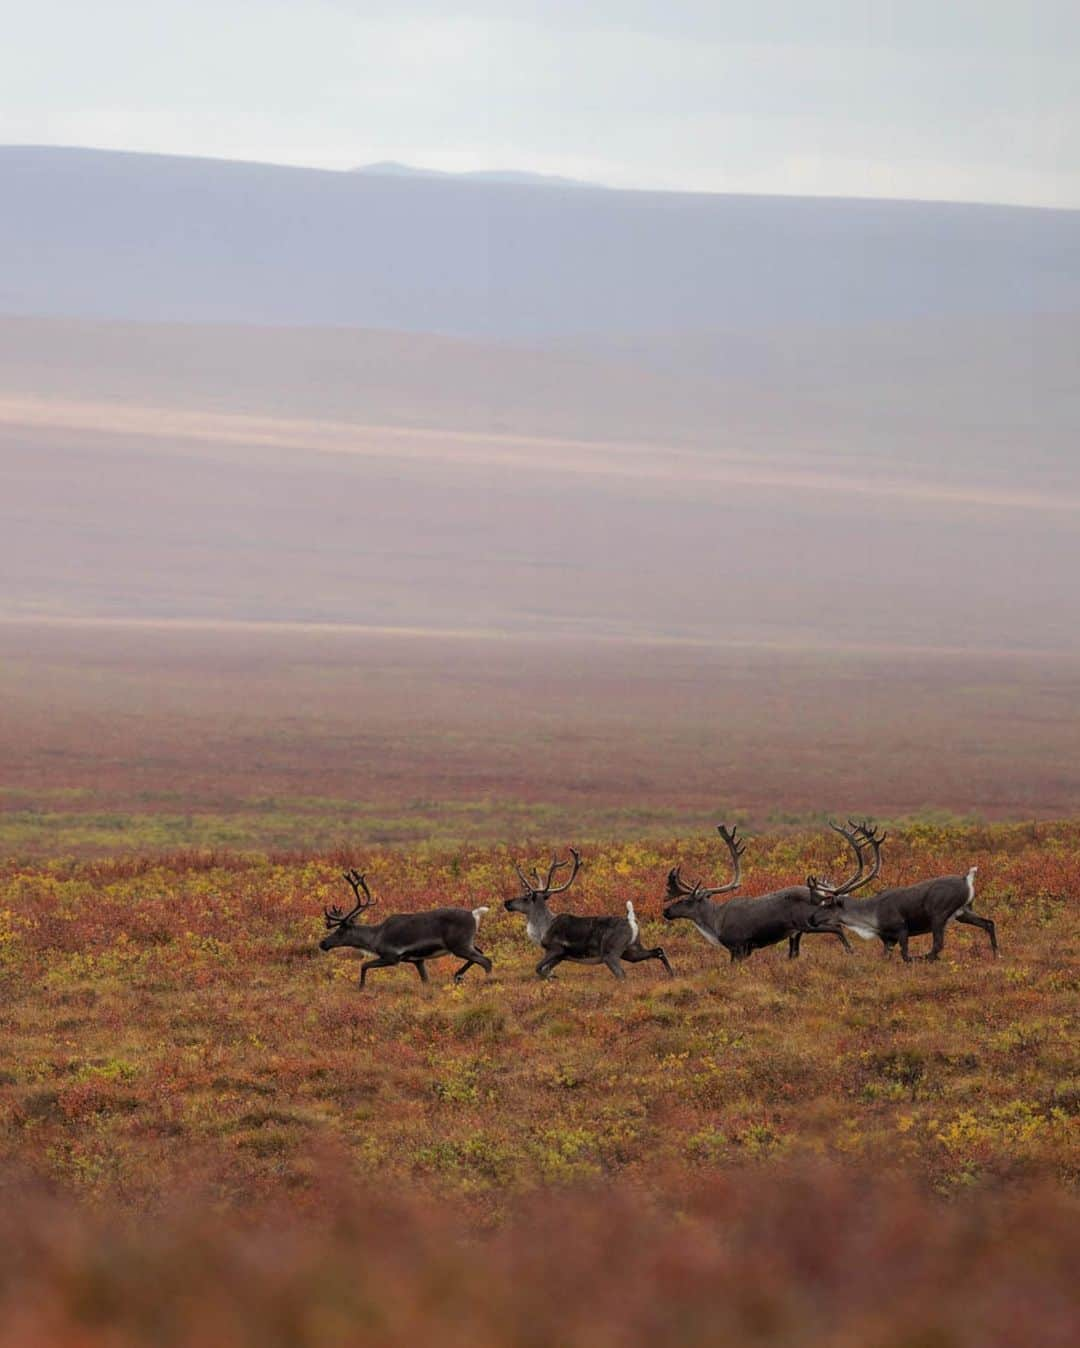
[3,0,1077,207]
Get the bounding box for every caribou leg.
[411,960,429,983]
[358,956,399,987]
[451,945,492,982]
[536,949,568,979]
[621,942,674,977]
[955,909,998,956]
[602,953,628,980]
[791,929,850,958]
[924,921,949,961]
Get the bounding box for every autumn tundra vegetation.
[1,816,1077,1345]
[3,120,1079,1347]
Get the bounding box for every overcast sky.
[2,0,1076,207]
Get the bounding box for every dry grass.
[2,823,1076,1206]
[4,623,1080,856]
[0,822,1077,1342]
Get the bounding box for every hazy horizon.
[3,2,1077,209]
[8,141,1080,212]
[3,137,1078,656]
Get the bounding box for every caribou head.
[662,824,745,922]
[320,869,379,951]
[504,848,583,944]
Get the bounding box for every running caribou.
[663,821,884,961]
[807,862,997,961]
[320,869,492,986]
[504,847,673,980]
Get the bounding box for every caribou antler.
[512,847,582,897]
[324,868,378,926]
[666,825,745,901]
[819,819,868,896]
[513,860,544,894]
[845,821,885,893]
[666,864,704,899]
[547,847,582,894]
[698,824,745,897]
[812,820,886,898]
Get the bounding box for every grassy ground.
[0,793,711,855]
[2,820,1077,1348]
[4,624,1080,859]
[0,794,992,857]
[3,822,1076,1205]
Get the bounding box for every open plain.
[1,820,1077,1345]
[2,626,1079,1346]
[4,621,1080,857]
[2,145,1078,1346]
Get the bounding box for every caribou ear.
[665,866,684,899]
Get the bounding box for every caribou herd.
[319,822,998,987]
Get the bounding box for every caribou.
[504,847,673,980]
[320,869,492,986]
[807,862,997,961]
[663,822,884,961]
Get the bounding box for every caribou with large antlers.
[663,822,884,961]
[320,869,492,986]
[807,861,996,961]
[504,848,673,980]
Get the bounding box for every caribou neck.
[676,895,727,940]
[329,920,384,953]
[524,897,556,945]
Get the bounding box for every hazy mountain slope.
[564,313,1080,474]
[3,386,1079,652]
[3,148,1077,651]
[0,315,728,450]
[2,146,1077,336]
[0,312,1075,476]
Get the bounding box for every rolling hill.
[1,147,1077,652]
[2,146,1077,336]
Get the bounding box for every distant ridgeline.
[1,145,1077,337]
